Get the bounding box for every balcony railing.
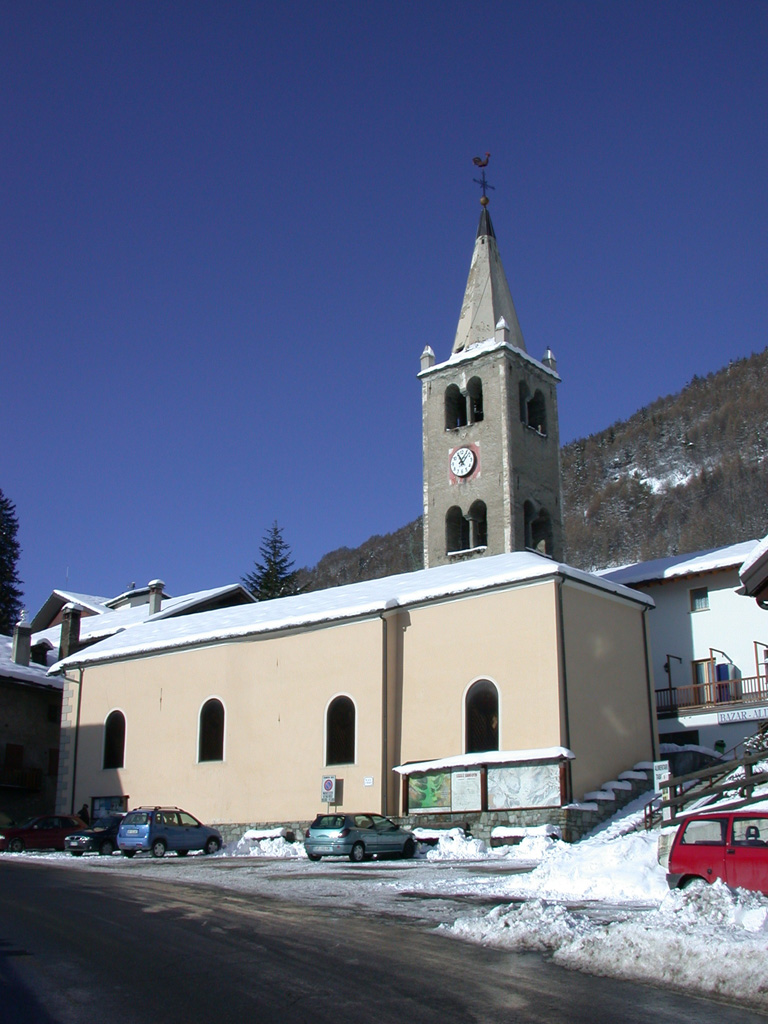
[656,674,768,717]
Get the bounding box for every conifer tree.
[0,489,23,635]
[242,522,301,601]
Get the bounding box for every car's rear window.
[312,815,345,829]
[122,812,150,826]
[732,817,768,845]
[680,818,726,845]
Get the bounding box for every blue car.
[117,806,222,858]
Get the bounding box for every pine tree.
[242,522,301,601]
[0,489,23,635]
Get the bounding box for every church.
[51,188,659,841]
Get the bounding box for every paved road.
[0,860,765,1024]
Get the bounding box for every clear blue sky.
[3,0,767,617]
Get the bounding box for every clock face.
[450,446,476,477]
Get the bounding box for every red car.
[0,814,86,853]
[667,810,768,894]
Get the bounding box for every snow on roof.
[742,534,768,576]
[35,583,254,650]
[419,336,560,381]
[393,746,574,775]
[28,590,112,631]
[51,551,653,673]
[599,540,758,587]
[739,534,768,596]
[0,636,63,689]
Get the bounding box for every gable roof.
[50,551,653,674]
[599,541,758,588]
[35,583,255,653]
[29,590,111,632]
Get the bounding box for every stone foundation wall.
[215,766,655,849]
[215,768,653,848]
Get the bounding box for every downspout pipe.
[61,669,83,815]
[380,612,389,816]
[555,578,572,802]
[642,607,659,761]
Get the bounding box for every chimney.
[420,345,435,372]
[59,604,82,661]
[148,579,165,616]
[12,615,31,667]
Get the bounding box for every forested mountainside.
[295,348,768,591]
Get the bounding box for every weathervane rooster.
[472,152,493,205]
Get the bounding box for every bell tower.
[419,174,563,569]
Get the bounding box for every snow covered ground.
[7,792,768,1011]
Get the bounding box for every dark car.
[304,813,416,862]
[667,809,768,894]
[65,814,125,856]
[117,806,222,858]
[0,814,87,853]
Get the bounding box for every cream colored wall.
[560,581,656,798]
[396,581,564,772]
[72,617,385,826]
[68,576,656,829]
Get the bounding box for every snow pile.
[508,828,668,902]
[491,835,558,862]
[230,828,307,858]
[422,828,488,861]
[444,882,768,1009]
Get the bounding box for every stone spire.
[451,205,526,355]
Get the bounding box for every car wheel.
[176,849,188,857]
[121,850,136,858]
[99,840,114,856]
[203,837,220,856]
[402,837,416,859]
[307,853,321,862]
[349,841,365,863]
[683,876,708,890]
[151,840,167,858]
[8,839,24,853]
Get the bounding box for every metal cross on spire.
[472,152,494,206]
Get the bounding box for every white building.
[602,540,768,754]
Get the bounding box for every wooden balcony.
[656,673,768,717]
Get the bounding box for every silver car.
[305,813,416,862]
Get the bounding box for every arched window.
[326,696,355,765]
[199,698,224,762]
[465,680,499,754]
[445,384,467,430]
[467,376,484,423]
[525,502,553,556]
[527,390,547,435]
[467,500,487,548]
[103,710,125,769]
[446,505,470,553]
